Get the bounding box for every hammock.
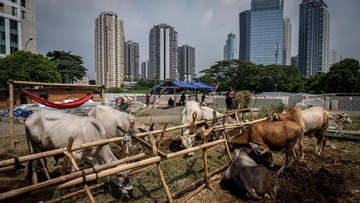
[21,88,94,109]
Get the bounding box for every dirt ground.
[0,107,359,203]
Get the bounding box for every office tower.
[125,40,139,79]
[178,45,195,82]
[283,17,291,65]
[291,56,298,68]
[223,33,238,60]
[0,0,36,57]
[250,0,284,65]
[149,23,178,80]
[95,11,125,87]
[141,61,149,78]
[329,49,342,67]
[239,10,251,61]
[298,0,330,76]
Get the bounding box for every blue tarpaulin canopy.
[150,81,214,94]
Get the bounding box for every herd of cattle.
[23,102,352,200]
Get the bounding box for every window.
[10,33,18,43]
[10,46,18,54]
[0,3,3,12]
[0,18,4,26]
[21,10,25,19]
[10,20,17,29]
[0,31,5,40]
[12,7,17,16]
[21,0,25,7]
[11,0,17,3]
[0,45,5,54]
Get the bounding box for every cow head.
[266,110,280,122]
[337,112,352,124]
[249,142,274,168]
[110,169,133,198]
[179,128,197,156]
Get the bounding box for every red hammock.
[21,88,95,109]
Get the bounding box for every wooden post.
[157,123,168,148]
[58,137,95,203]
[60,137,74,177]
[101,85,105,105]
[202,117,214,191]
[148,132,173,203]
[8,81,14,149]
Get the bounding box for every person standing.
[201,93,206,103]
[225,91,232,110]
[145,93,150,106]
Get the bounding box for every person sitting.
[179,93,186,105]
[168,97,175,107]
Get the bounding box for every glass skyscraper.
[223,33,238,60]
[250,0,284,65]
[298,0,330,76]
[239,10,251,61]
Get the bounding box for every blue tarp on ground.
[150,81,214,93]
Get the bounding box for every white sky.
[36,0,360,80]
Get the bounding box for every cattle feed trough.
[0,108,263,202]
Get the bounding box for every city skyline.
[36,0,360,80]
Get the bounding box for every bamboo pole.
[55,156,162,190]
[62,150,95,203]
[8,81,14,149]
[178,183,206,203]
[0,153,145,201]
[101,85,105,105]
[157,123,168,148]
[11,80,103,88]
[45,182,105,203]
[0,137,125,168]
[166,139,225,159]
[148,132,173,203]
[60,137,74,177]
[156,164,229,203]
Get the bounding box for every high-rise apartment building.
[329,49,342,67]
[298,0,330,76]
[125,40,139,79]
[149,23,178,80]
[283,17,291,65]
[291,56,298,68]
[239,10,251,61]
[223,33,238,60]
[250,0,284,65]
[140,61,149,78]
[0,0,36,57]
[95,11,125,87]
[178,45,195,82]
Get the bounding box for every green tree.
[325,58,360,93]
[46,50,87,83]
[0,51,61,88]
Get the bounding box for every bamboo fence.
[0,105,265,202]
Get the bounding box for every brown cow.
[267,106,329,155]
[228,121,303,174]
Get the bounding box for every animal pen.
[6,80,105,149]
[0,88,266,202]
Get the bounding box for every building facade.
[149,23,178,80]
[329,49,342,67]
[250,0,284,65]
[239,10,251,61]
[0,0,36,57]
[95,11,125,87]
[223,32,238,60]
[283,17,291,65]
[140,61,149,78]
[291,56,298,68]
[298,0,330,76]
[178,45,195,82]
[125,40,139,79]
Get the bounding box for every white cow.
[180,102,239,156]
[87,106,154,156]
[221,146,277,200]
[328,112,352,130]
[25,109,132,196]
